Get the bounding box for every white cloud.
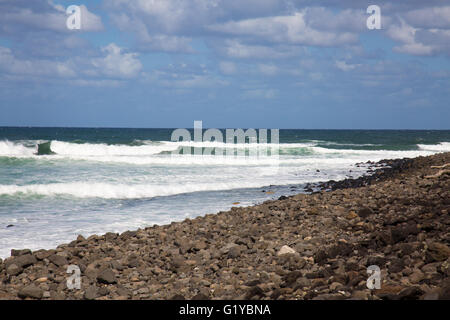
[0,43,142,83]
[404,6,450,29]
[0,2,103,34]
[217,39,304,59]
[258,64,278,75]
[335,60,361,72]
[91,44,143,78]
[386,20,434,56]
[209,12,358,47]
[219,61,237,75]
[242,88,277,99]
[79,5,104,32]
[0,46,76,77]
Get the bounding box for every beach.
[0,152,448,300]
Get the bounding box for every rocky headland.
[0,152,449,300]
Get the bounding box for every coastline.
[0,152,449,300]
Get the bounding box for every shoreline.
[0,152,449,300]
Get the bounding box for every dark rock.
[6,264,22,276]
[388,259,405,274]
[11,249,32,256]
[227,246,242,259]
[18,285,43,299]
[97,268,116,284]
[357,207,373,218]
[34,250,52,260]
[391,223,419,243]
[245,279,261,287]
[119,231,137,240]
[104,232,118,241]
[367,256,386,266]
[5,254,37,271]
[84,286,98,300]
[191,293,210,300]
[98,287,109,296]
[314,250,328,265]
[48,254,68,267]
[426,243,450,263]
[170,294,185,300]
[282,271,303,287]
[245,286,265,299]
[270,289,281,299]
[398,286,424,300]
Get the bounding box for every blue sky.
[0,0,449,129]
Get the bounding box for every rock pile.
[0,153,448,300]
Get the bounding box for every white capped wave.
[0,181,288,199]
[0,140,448,167]
[417,142,450,152]
[50,140,179,156]
[0,140,35,156]
[310,146,435,158]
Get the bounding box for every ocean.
[0,127,449,258]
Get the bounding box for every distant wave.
[417,142,450,152]
[0,181,293,199]
[0,140,448,166]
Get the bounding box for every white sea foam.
[0,140,36,156]
[417,142,450,152]
[0,181,288,199]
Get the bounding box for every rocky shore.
[0,152,449,300]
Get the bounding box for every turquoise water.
[0,128,449,258]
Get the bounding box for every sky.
[0,0,449,129]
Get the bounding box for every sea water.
[0,127,449,258]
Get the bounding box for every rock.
[245,286,265,299]
[48,254,68,267]
[398,286,424,300]
[34,250,52,260]
[426,243,450,263]
[374,285,404,300]
[422,291,439,300]
[388,258,405,274]
[346,211,358,220]
[391,224,418,243]
[6,254,37,270]
[6,264,22,276]
[409,270,425,284]
[191,293,210,300]
[228,246,242,259]
[357,207,373,218]
[84,286,98,300]
[330,282,343,291]
[350,290,370,300]
[18,285,43,299]
[98,287,109,296]
[97,268,116,284]
[11,249,32,256]
[277,245,297,256]
[282,271,303,287]
[314,250,328,265]
[294,277,311,289]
